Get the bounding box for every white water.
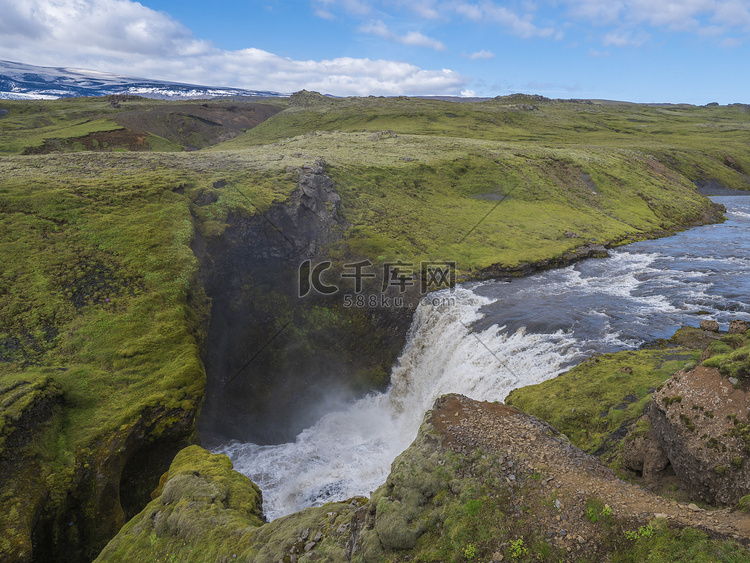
[217,286,582,520]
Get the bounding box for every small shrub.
[508,538,528,559]
[625,524,655,541]
[679,414,696,431]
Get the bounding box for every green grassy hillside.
[221,93,750,190]
[1,93,749,561]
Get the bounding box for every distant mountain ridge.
[0,59,286,100]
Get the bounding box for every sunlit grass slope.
[212,129,719,272]
[221,93,750,189]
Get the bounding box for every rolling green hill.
[0,93,749,562]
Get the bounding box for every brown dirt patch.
[113,102,282,149]
[432,394,750,549]
[23,129,150,154]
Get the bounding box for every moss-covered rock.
[702,334,750,382]
[0,375,64,561]
[95,445,359,562]
[365,420,451,554]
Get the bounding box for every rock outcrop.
[622,416,670,482]
[648,365,750,505]
[95,445,360,562]
[619,326,750,505]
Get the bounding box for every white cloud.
[0,0,466,96]
[454,1,557,38]
[314,8,337,20]
[312,0,372,17]
[565,0,626,25]
[359,20,447,50]
[565,0,750,34]
[602,30,650,47]
[465,49,496,60]
[721,36,745,46]
[402,0,443,20]
[713,0,750,28]
[461,89,477,96]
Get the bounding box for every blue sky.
[1,0,749,103]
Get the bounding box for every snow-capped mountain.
[0,60,286,100]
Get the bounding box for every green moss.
[612,522,750,562]
[506,348,699,460]
[708,341,733,356]
[17,119,124,153]
[96,445,357,563]
[703,341,750,381]
[145,133,184,152]
[736,495,750,514]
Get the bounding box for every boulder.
[649,366,750,505]
[700,320,720,332]
[729,320,750,334]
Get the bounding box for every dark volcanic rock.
[475,243,610,280]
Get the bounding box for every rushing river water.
[216,196,750,521]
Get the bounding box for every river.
[216,196,750,521]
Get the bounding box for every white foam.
[217,286,581,520]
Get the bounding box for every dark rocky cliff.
[195,162,413,444]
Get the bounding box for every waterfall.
[217,286,581,520]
